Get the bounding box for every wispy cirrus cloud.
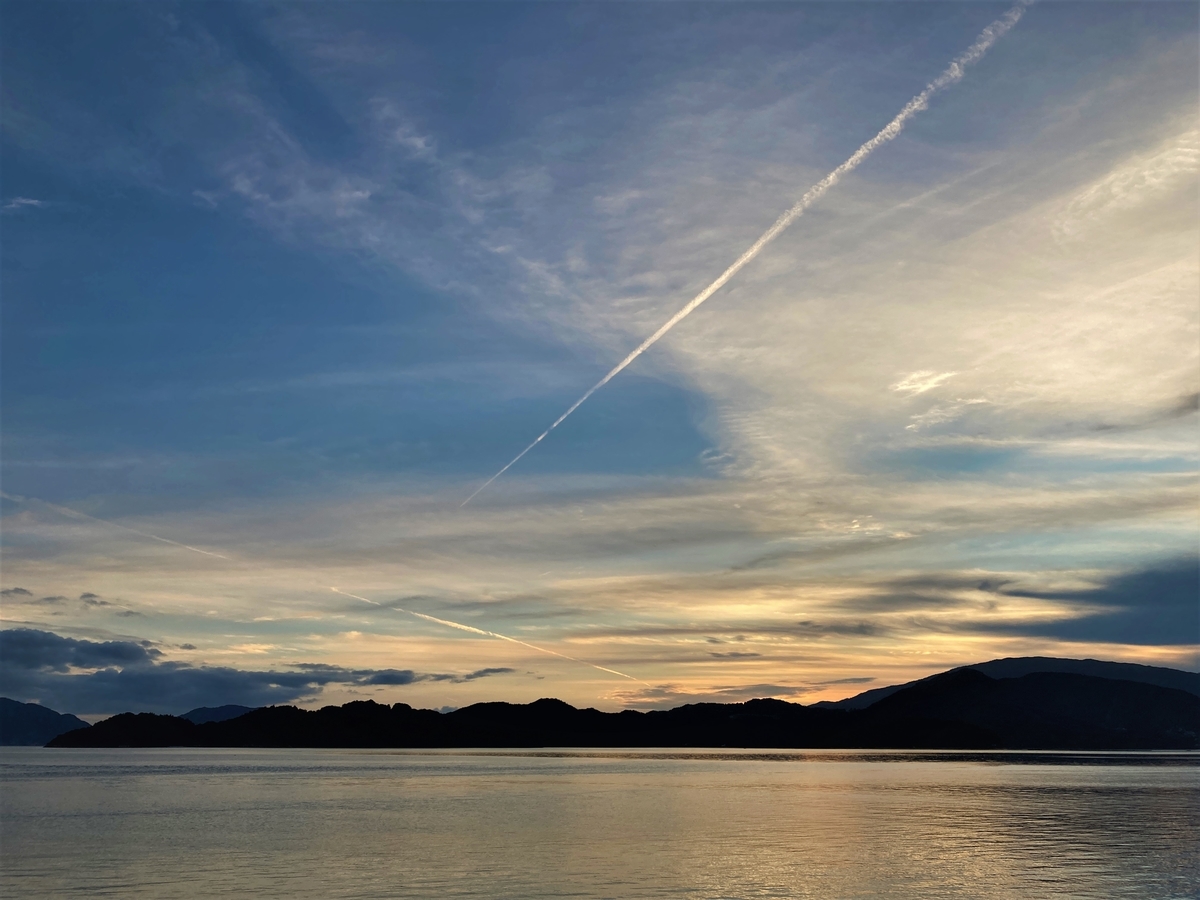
[2,197,46,212]
[890,371,958,396]
[1056,123,1199,239]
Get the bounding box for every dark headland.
[38,657,1200,750]
[0,698,89,746]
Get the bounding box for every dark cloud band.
[0,628,514,716]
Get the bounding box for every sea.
[1,748,1196,899]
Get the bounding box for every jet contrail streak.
[332,587,648,684]
[1,489,644,685]
[462,1,1032,507]
[0,491,232,560]
[39,494,652,683]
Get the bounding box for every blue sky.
[2,1,1197,717]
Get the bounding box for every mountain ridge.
[181,704,255,725]
[814,656,1200,709]
[0,698,90,746]
[46,666,1200,750]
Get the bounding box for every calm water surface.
[1,748,1196,899]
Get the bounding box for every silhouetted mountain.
[47,666,1200,750]
[815,656,1200,710]
[181,704,255,724]
[1,698,89,745]
[971,657,1200,694]
[54,712,200,747]
[855,669,1199,749]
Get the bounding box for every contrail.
[0,491,232,560]
[2,489,643,684]
[462,1,1032,506]
[332,587,648,684]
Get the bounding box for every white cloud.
[891,371,958,396]
[2,197,46,211]
[906,398,988,431]
[1057,124,1199,239]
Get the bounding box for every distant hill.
[814,656,1200,710]
[181,705,255,725]
[48,666,1200,750]
[1,698,89,745]
[856,669,1198,749]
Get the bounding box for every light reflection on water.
[1,749,1196,899]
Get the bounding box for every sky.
[1,0,1197,719]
